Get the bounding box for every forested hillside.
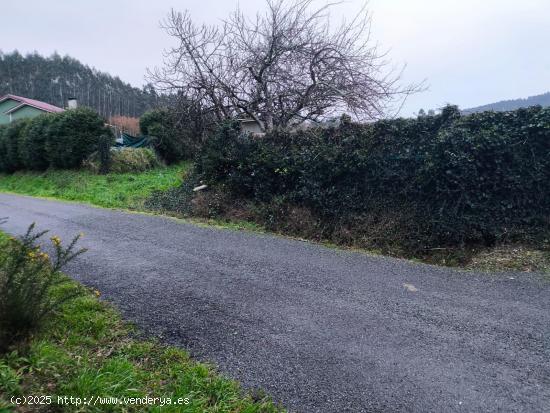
[0,51,160,118]
[464,91,550,114]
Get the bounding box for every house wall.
[8,106,47,123]
[241,121,264,135]
[0,99,21,124]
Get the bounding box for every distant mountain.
[463,91,550,114]
[0,50,161,119]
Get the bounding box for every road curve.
[1,193,549,413]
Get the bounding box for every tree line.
[0,50,162,118]
[463,91,550,114]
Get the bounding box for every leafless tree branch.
[147,0,423,131]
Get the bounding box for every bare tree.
[148,0,421,131]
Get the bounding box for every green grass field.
[0,163,190,210]
[0,231,282,413]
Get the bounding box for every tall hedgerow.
[192,105,550,250]
[0,120,30,173]
[0,125,6,172]
[18,113,54,170]
[45,108,110,169]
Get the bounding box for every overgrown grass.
[0,163,190,210]
[0,231,282,413]
[464,246,550,273]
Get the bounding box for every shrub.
[0,109,110,173]
[0,125,7,172]
[192,106,550,251]
[45,108,111,169]
[0,223,86,353]
[0,120,30,173]
[19,113,54,170]
[84,147,162,174]
[140,104,209,163]
[140,108,186,164]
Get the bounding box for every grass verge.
[147,187,550,274]
[1,166,548,274]
[0,163,190,210]
[193,215,550,274]
[0,231,282,413]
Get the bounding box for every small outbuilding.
[239,118,265,136]
[0,94,65,125]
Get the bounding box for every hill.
[0,50,160,118]
[464,91,550,114]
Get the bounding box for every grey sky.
[2,0,549,115]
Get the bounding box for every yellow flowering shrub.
[0,223,87,353]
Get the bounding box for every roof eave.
[0,94,22,105]
[4,102,64,115]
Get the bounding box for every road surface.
[1,193,549,412]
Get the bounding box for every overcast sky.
[2,0,549,116]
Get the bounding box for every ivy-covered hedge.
[0,108,111,173]
[194,106,550,250]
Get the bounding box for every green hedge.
[45,108,110,169]
[140,108,186,164]
[0,120,30,173]
[0,108,111,173]
[140,105,211,164]
[195,106,550,249]
[19,113,53,170]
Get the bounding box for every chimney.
[68,97,78,109]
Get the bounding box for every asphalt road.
[1,193,549,413]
